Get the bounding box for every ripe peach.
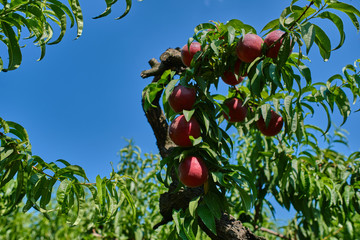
[221,59,245,86]
[178,156,208,188]
[168,85,196,113]
[181,42,202,67]
[264,30,287,59]
[169,115,201,147]
[236,33,264,63]
[223,98,247,122]
[256,110,283,136]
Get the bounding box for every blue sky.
[1,0,360,190]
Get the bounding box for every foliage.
[0,118,135,226]
[1,0,360,239]
[142,0,360,239]
[0,0,135,71]
[232,126,360,239]
[0,140,174,240]
[0,0,139,230]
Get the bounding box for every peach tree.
[141,0,360,239]
[0,0,138,230]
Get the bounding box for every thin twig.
[257,226,291,240]
[32,165,96,186]
[289,1,315,31]
[322,226,344,240]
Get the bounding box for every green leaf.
[297,62,312,86]
[93,0,118,19]
[276,34,292,66]
[334,88,351,126]
[327,2,360,18]
[319,101,331,134]
[291,112,298,133]
[164,78,179,101]
[249,61,264,97]
[261,19,280,33]
[0,117,10,133]
[226,19,256,34]
[210,40,220,56]
[281,67,294,92]
[313,24,331,61]
[1,22,22,71]
[40,178,57,210]
[71,184,86,225]
[284,95,293,117]
[264,63,283,90]
[261,104,271,127]
[55,165,88,181]
[115,0,132,20]
[183,109,195,122]
[118,179,136,221]
[343,11,360,31]
[56,179,72,206]
[237,186,252,210]
[343,185,354,208]
[95,175,105,207]
[317,11,345,51]
[0,160,20,188]
[344,220,354,239]
[172,210,181,234]
[68,0,84,39]
[56,159,71,167]
[7,121,29,142]
[204,192,222,220]
[227,25,235,44]
[194,23,215,34]
[189,196,200,217]
[48,0,75,28]
[299,22,315,54]
[48,4,67,45]
[279,6,293,29]
[197,203,216,235]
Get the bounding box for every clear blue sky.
[1,0,360,183]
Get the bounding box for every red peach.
[223,98,247,122]
[168,85,196,113]
[264,30,288,59]
[256,110,283,136]
[236,33,264,63]
[221,59,246,86]
[178,156,208,188]
[181,42,202,67]
[169,115,201,147]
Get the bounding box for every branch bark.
[141,48,264,240]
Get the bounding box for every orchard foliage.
[143,0,360,239]
[0,0,135,71]
[0,0,140,228]
[0,141,176,240]
[0,118,136,225]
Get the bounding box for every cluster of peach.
[168,30,287,188]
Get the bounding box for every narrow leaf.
[313,24,331,61]
[317,11,345,51]
[197,203,216,235]
[1,22,22,71]
[115,0,132,20]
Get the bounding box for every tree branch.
[257,227,290,240]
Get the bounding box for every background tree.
[0,0,138,229]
